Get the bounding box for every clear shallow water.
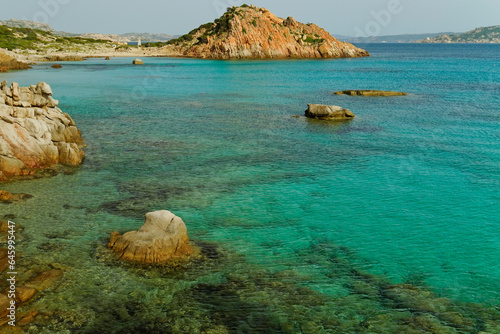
[1,44,499,333]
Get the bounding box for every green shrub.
[166,33,194,45]
[196,35,208,44]
[304,36,325,44]
[214,13,233,33]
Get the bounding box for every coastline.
[0,42,499,332]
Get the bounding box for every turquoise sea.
[1,44,499,333]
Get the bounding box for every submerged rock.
[334,90,407,96]
[108,210,196,264]
[132,58,144,65]
[0,190,33,203]
[0,81,85,181]
[305,104,355,120]
[16,286,37,303]
[51,64,63,69]
[25,269,64,291]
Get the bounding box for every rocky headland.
[0,81,85,181]
[161,5,369,59]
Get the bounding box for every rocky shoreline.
[0,81,85,181]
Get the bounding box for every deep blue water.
[1,43,499,332]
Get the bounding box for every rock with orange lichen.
[0,81,85,181]
[163,5,369,59]
[108,210,197,264]
[0,190,32,203]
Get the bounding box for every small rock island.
[0,81,85,180]
[305,104,355,120]
[108,210,197,264]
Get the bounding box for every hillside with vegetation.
[417,25,500,43]
[0,24,111,53]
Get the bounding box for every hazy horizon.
[1,0,499,37]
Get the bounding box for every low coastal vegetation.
[0,25,110,53]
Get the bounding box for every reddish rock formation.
[163,5,369,59]
[0,81,85,180]
[108,210,196,264]
[0,51,30,72]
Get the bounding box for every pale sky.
[1,0,499,37]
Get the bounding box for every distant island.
[416,25,500,43]
[338,32,458,44]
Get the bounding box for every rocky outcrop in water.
[164,5,369,59]
[108,210,196,264]
[334,90,407,96]
[0,81,85,180]
[305,104,355,120]
[0,190,32,203]
[132,58,144,65]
